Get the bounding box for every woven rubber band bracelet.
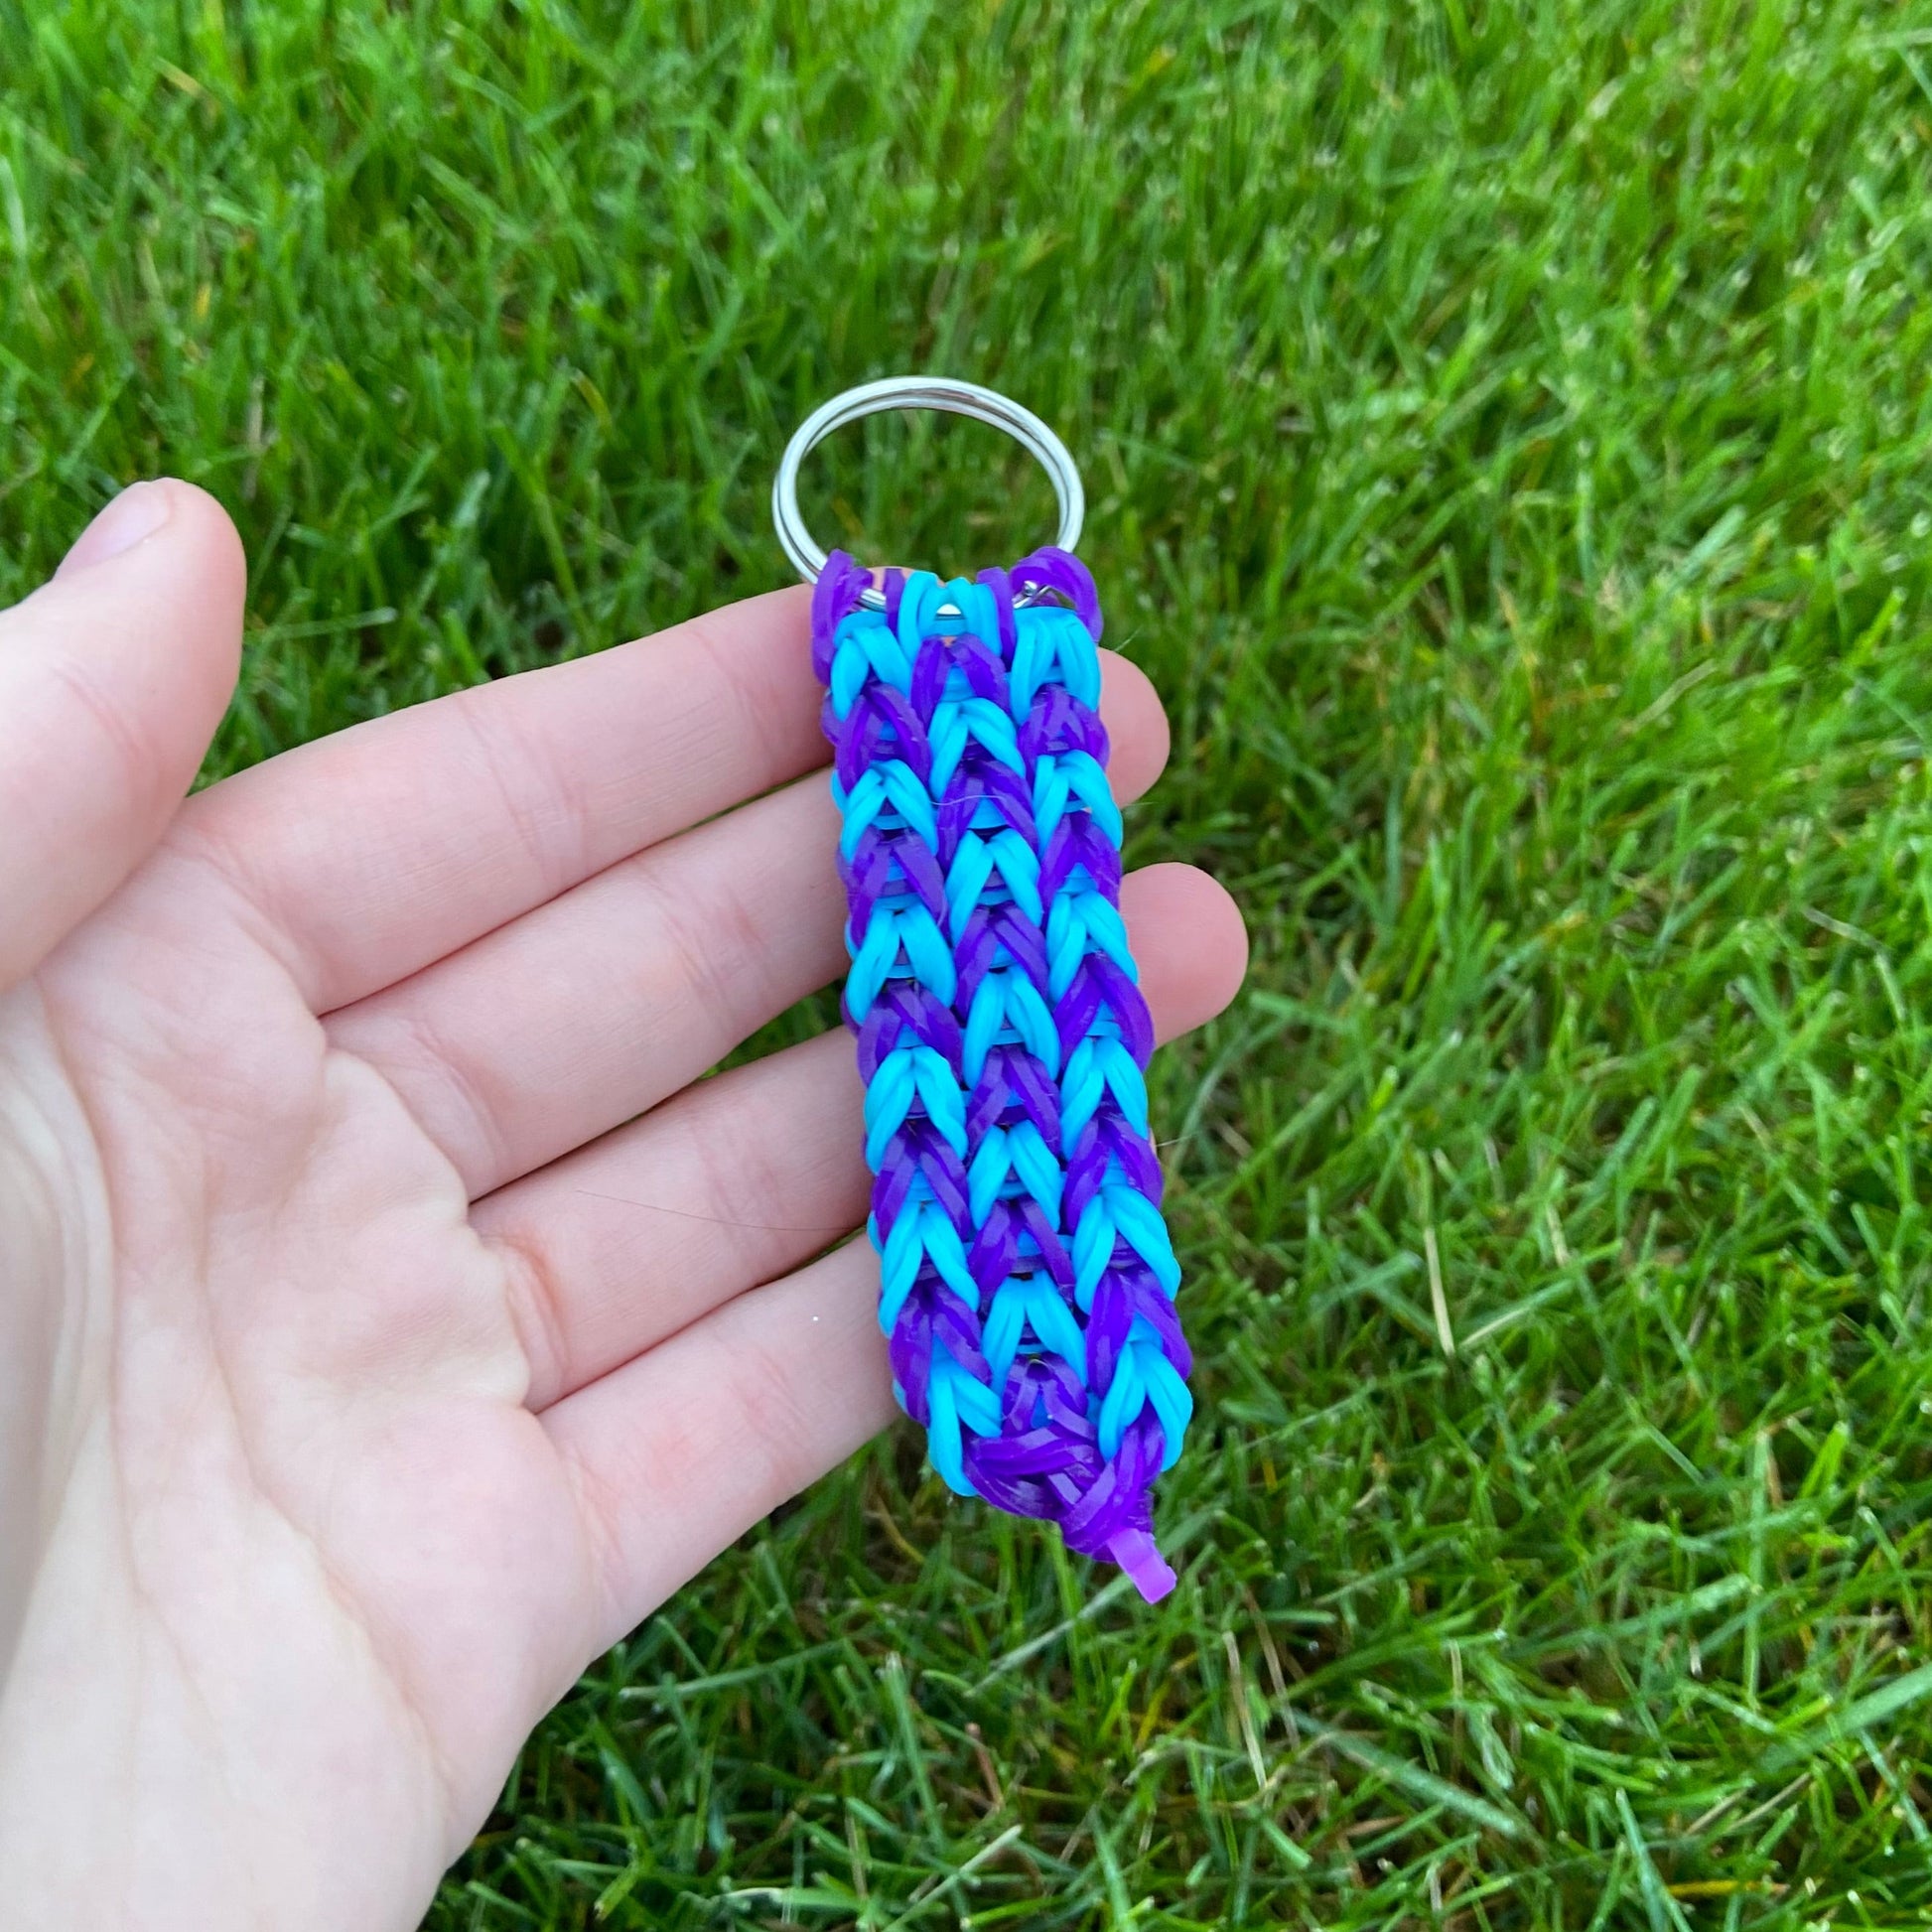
[773,378,1191,1602]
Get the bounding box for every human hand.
[0,483,1247,1930]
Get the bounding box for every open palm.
[0,483,1246,1930]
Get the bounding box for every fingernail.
[58,482,173,578]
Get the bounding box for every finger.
[182,558,1167,1017]
[0,483,244,991]
[323,661,1173,1199]
[485,862,1245,1408]
[180,586,823,1014]
[548,1235,897,1647]
[1097,650,1170,802]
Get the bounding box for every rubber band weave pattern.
[812,545,1190,1602]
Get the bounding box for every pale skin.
[0,482,1248,1930]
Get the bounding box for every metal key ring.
[771,375,1084,610]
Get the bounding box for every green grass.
[7,0,1932,1922]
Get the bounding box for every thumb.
[0,481,245,992]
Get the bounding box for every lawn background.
[6,0,1932,1923]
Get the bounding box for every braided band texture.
[813,546,1190,1602]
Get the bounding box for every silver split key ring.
[770,375,1085,611]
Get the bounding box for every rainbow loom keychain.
[772,377,1191,1602]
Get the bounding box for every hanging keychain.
[773,377,1191,1601]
